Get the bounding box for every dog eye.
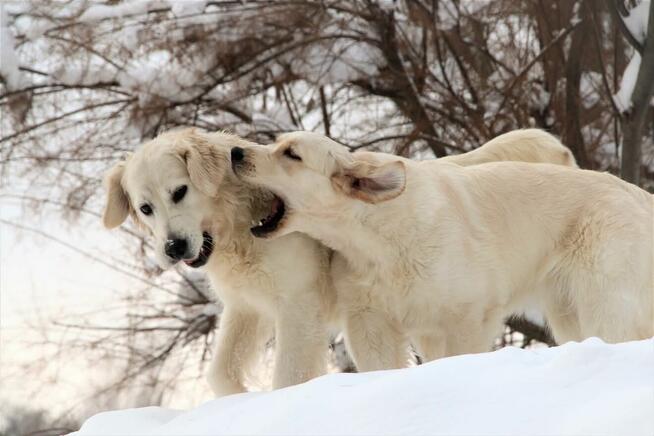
[283,148,302,161]
[172,185,187,203]
[140,204,153,216]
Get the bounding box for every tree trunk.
[563,0,591,169]
[620,0,654,186]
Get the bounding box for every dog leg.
[207,307,260,397]
[544,306,581,344]
[343,310,409,372]
[414,333,447,363]
[444,320,501,357]
[272,305,328,390]
[576,289,652,343]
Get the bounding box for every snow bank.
[72,338,654,436]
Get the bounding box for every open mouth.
[251,195,286,237]
[184,232,214,268]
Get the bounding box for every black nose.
[164,238,188,260]
[231,146,244,164]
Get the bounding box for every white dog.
[102,128,578,390]
[103,129,334,395]
[232,131,652,371]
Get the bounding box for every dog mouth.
[183,232,214,268]
[251,195,286,238]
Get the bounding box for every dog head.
[231,131,406,239]
[102,128,247,269]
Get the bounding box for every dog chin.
[155,255,177,270]
[183,232,214,268]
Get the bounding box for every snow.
[52,62,117,86]
[613,52,641,113]
[169,0,207,17]
[79,0,205,22]
[377,0,397,12]
[289,27,381,86]
[0,6,25,91]
[13,15,51,41]
[79,0,168,22]
[624,0,651,46]
[571,0,582,25]
[116,50,211,103]
[72,338,654,436]
[616,0,652,111]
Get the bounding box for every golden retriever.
[103,129,334,395]
[232,130,652,371]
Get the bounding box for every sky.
[0,197,132,326]
[0,195,146,417]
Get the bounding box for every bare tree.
[610,0,654,185]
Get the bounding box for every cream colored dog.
[102,129,334,396]
[102,128,579,392]
[232,131,652,371]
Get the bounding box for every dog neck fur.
[296,197,407,273]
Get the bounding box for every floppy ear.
[176,131,228,198]
[102,162,130,229]
[331,160,406,204]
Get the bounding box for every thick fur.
[234,131,653,372]
[102,128,334,395]
[441,129,577,167]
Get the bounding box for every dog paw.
[207,373,246,397]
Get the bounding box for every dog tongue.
[184,249,203,266]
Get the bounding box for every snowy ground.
[73,338,653,436]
